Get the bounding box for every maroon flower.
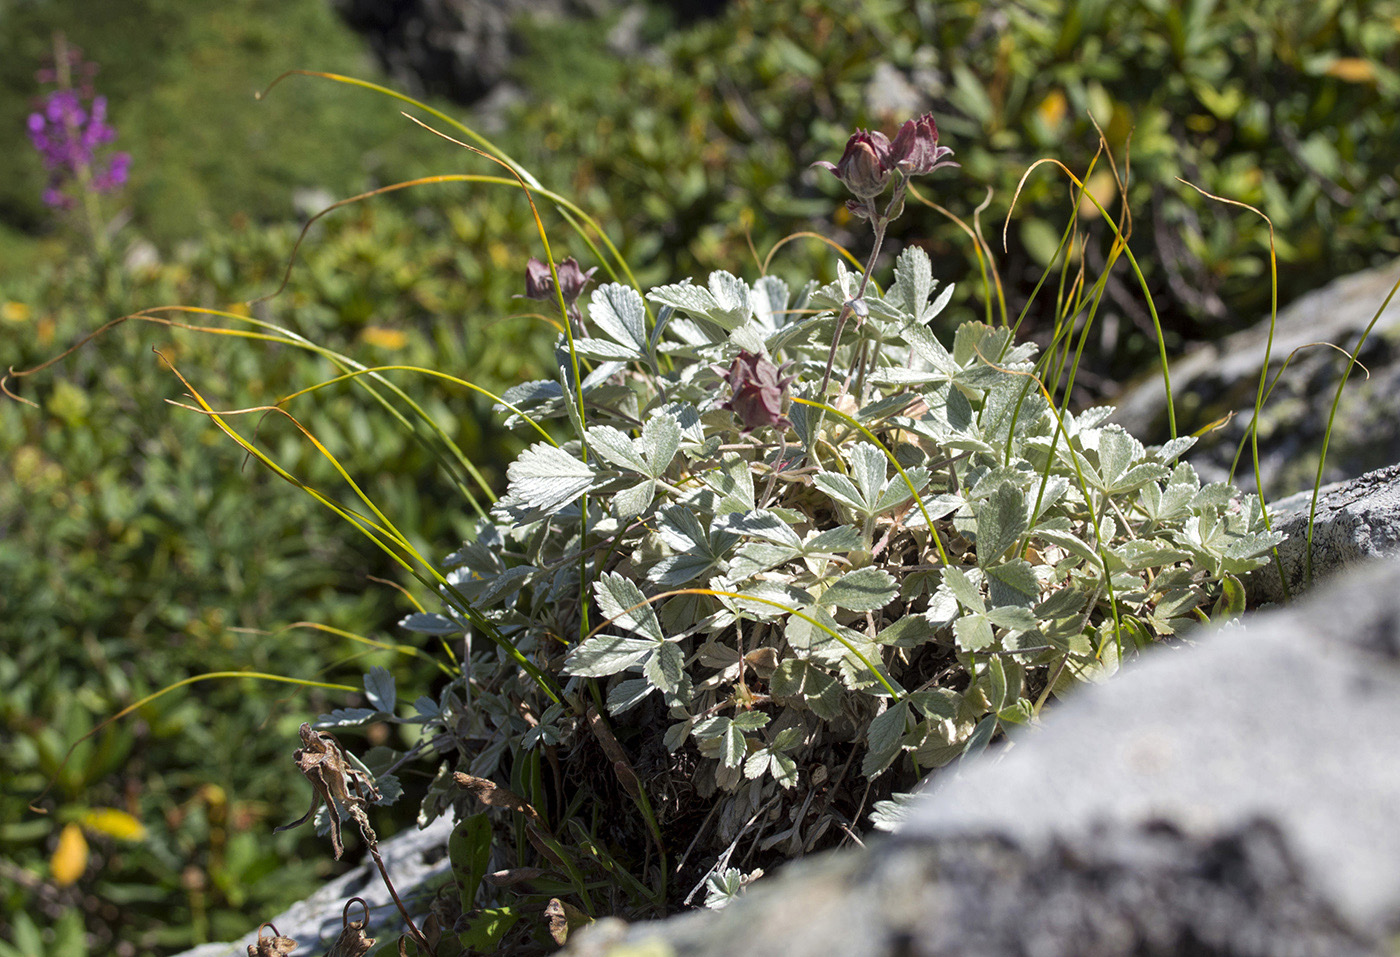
[523,256,596,305]
[889,113,957,176]
[721,351,794,434]
[812,129,894,201]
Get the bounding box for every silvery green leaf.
[866,366,943,387]
[985,606,1038,632]
[926,583,960,625]
[399,613,460,635]
[571,337,641,361]
[874,615,939,648]
[960,714,999,763]
[1034,587,1088,620]
[721,721,748,768]
[979,374,1048,445]
[364,666,396,713]
[942,566,985,611]
[862,701,911,777]
[502,442,596,520]
[907,688,961,720]
[640,412,681,475]
[726,509,802,546]
[902,493,964,529]
[656,506,710,553]
[891,245,933,321]
[315,708,379,728]
[769,751,798,788]
[1194,482,1236,509]
[648,279,717,319]
[1152,436,1197,464]
[752,275,790,333]
[813,471,868,513]
[770,658,842,719]
[975,482,1029,566]
[874,466,930,512]
[588,282,649,354]
[729,541,801,579]
[727,581,812,619]
[476,564,538,608]
[986,559,1039,607]
[1096,426,1141,484]
[707,271,754,328]
[953,320,1012,367]
[644,641,685,694]
[848,443,887,504]
[612,480,655,520]
[710,452,756,515]
[1112,539,1193,572]
[870,791,922,832]
[804,525,863,553]
[954,612,996,651]
[587,425,648,472]
[1036,527,1102,568]
[900,321,957,374]
[563,635,656,677]
[732,711,770,732]
[412,696,440,719]
[727,320,767,354]
[593,571,665,642]
[664,717,693,753]
[821,567,897,611]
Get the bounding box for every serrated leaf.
[892,245,933,321]
[607,678,654,715]
[502,442,596,519]
[721,722,748,768]
[644,641,685,693]
[364,666,396,713]
[593,572,665,642]
[848,443,887,505]
[942,566,985,611]
[315,708,378,728]
[804,525,863,553]
[954,612,996,651]
[588,282,649,354]
[975,482,1029,565]
[986,559,1039,608]
[640,412,681,476]
[874,467,931,513]
[412,696,440,719]
[862,701,910,777]
[821,566,897,611]
[960,713,999,763]
[399,613,460,635]
[813,471,868,513]
[770,658,842,719]
[611,480,656,520]
[587,425,648,473]
[563,635,656,677]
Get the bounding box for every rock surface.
[1111,258,1400,499]
[174,811,456,957]
[1245,463,1400,605]
[562,556,1400,957]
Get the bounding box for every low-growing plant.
[16,81,1292,955]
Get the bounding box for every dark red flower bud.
[523,256,596,304]
[813,129,894,201]
[889,113,957,176]
[721,351,794,434]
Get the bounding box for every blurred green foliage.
[0,203,553,954]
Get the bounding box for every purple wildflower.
[721,351,794,434]
[523,257,596,305]
[26,43,129,210]
[812,129,894,201]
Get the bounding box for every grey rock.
[331,0,619,105]
[563,556,1400,956]
[1246,463,1400,605]
[173,811,456,957]
[1111,258,1400,499]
